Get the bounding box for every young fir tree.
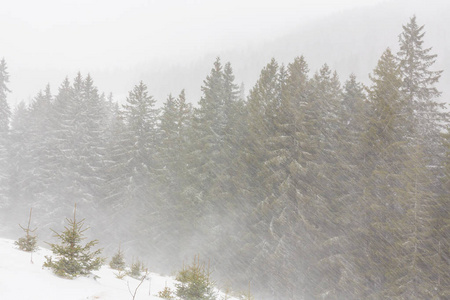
[109,245,126,271]
[15,208,38,252]
[158,285,175,299]
[43,204,104,279]
[128,258,145,279]
[175,256,217,300]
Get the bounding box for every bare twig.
[127,269,149,300]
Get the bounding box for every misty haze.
[1,0,450,299]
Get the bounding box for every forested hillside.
[135,0,450,106]
[1,16,449,299]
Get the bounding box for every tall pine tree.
[121,81,161,253]
[358,48,409,298]
[0,58,11,210]
[397,15,446,164]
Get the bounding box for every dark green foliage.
[357,47,410,298]
[436,130,450,298]
[398,15,442,108]
[175,256,217,300]
[43,205,104,279]
[15,235,37,252]
[157,90,194,259]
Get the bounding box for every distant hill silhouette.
[10,0,447,107]
[137,0,450,106]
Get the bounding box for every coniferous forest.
[1,16,450,299]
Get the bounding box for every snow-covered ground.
[0,238,237,300]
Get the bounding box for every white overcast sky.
[1,0,387,102]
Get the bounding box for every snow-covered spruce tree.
[8,102,34,209]
[397,15,442,119]
[175,256,217,300]
[120,81,161,249]
[15,208,38,252]
[0,58,11,209]
[397,15,446,159]
[20,87,54,206]
[0,58,10,133]
[43,204,104,279]
[157,90,194,261]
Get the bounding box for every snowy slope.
[0,238,235,300]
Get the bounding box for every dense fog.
[1,1,450,299]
